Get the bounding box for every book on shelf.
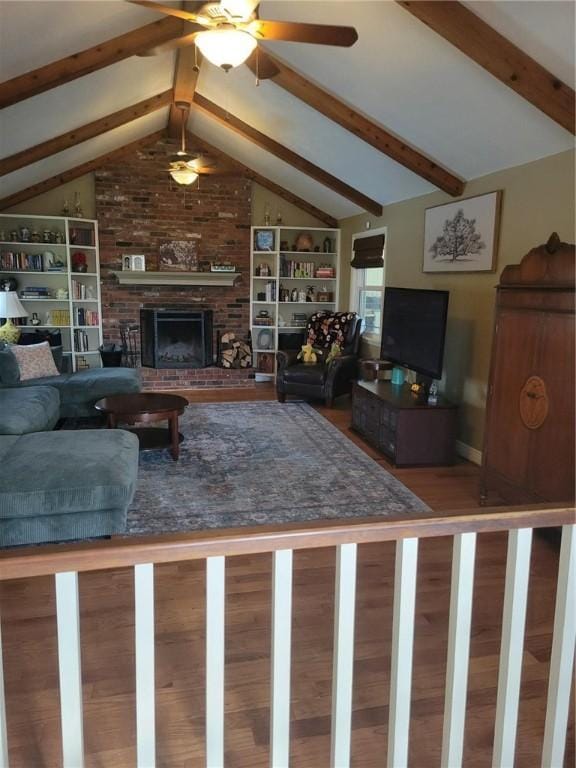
[73,329,90,352]
[1,251,44,271]
[73,307,99,326]
[71,280,94,300]
[51,309,70,326]
[264,280,276,302]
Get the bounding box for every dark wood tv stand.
[351,381,458,467]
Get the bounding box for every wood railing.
[0,504,574,768]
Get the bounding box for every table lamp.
[0,288,28,343]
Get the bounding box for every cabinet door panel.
[484,310,540,486]
[528,313,575,501]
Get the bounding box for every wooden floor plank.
[0,387,573,767]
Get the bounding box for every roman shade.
[351,234,385,268]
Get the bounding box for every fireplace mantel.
[111,270,240,287]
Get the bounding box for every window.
[350,229,386,343]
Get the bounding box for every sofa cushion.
[19,366,141,417]
[11,341,59,381]
[0,344,20,387]
[0,429,139,519]
[0,386,60,434]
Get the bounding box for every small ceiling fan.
[131,0,358,71]
[168,102,221,185]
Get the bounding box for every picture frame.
[122,255,132,271]
[254,229,275,252]
[130,254,146,272]
[159,240,199,272]
[423,190,502,273]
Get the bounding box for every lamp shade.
[195,28,257,71]
[0,290,28,319]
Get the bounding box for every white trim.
[542,524,576,767]
[55,572,85,768]
[455,440,482,466]
[330,543,358,768]
[206,556,226,768]
[134,563,155,768]
[270,549,293,768]
[441,533,477,768]
[388,537,419,768]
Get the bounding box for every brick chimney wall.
[94,138,254,388]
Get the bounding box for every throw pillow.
[11,341,59,381]
[306,311,357,350]
[0,344,21,387]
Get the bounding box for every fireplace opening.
[140,308,213,369]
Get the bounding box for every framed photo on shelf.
[423,190,502,273]
[122,254,146,271]
[254,229,275,252]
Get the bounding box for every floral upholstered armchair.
[276,311,362,407]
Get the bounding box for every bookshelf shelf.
[0,213,102,371]
[251,225,340,381]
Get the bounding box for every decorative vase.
[0,318,21,344]
[74,264,88,273]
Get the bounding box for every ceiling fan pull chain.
[193,43,200,73]
[255,47,260,87]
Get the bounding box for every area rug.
[126,401,429,535]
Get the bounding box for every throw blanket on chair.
[306,311,357,350]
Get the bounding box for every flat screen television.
[380,287,449,380]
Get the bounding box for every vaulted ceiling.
[1,1,574,219]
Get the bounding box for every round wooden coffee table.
[95,393,188,461]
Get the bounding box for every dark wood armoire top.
[499,232,575,289]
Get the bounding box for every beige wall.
[251,183,326,228]
[5,174,96,218]
[339,149,576,452]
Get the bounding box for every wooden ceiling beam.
[246,50,465,197]
[187,131,338,228]
[0,91,173,177]
[193,93,383,216]
[0,131,165,211]
[397,1,575,135]
[167,47,201,138]
[0,18,183,109]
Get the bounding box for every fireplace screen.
[140,308,213,369]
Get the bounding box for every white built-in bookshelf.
[0,213,103,371]
[250,225,340,381]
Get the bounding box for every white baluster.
[330,543,358,768]
[542,524,575,767]
[492,528,533,768]
[387,538,419,768]
[206,556,225,768]
[270,549,293,768]
[55,571,84,768]
[441,532,477,768]
[0,604,8,768]
[134,563,155,768]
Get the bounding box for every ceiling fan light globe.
[169,167,199,186]
[195,28,257,70]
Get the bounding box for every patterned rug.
[126,401,429,535]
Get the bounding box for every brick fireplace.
[94,137,254,389]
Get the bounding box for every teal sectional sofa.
[0,345,141,547]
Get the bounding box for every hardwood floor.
[1,386,573,767]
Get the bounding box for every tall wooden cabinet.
[480,233,575,506]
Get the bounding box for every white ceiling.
[1,1,574,217]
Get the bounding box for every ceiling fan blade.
[137,30,201,56]
[246,19,358,46]
[245,49,280,79]
[129,1,207,25]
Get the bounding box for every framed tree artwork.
[423,190,502,273]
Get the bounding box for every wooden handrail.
[0,504,573,581]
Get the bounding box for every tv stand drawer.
[351,381,457,467]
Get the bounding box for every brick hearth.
[95,137,255,389]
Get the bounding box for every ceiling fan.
[168,102,221,185]
[131,0,358,71]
